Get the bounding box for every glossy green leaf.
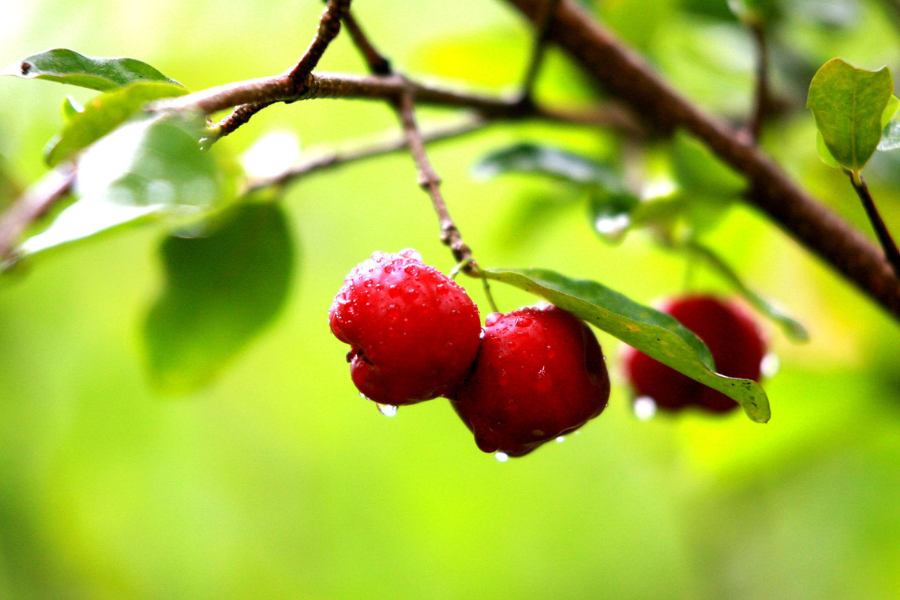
[482,268,771,423]
[1,48,182,91]
[807,58,893,172]
[19,112,228,258]
[143,202,294,394]
[473,143,623,190]
[45,82,188,166]
[684,241,809,342]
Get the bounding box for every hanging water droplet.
[495,452,509,463]
[376,403,398,417]
[760,353,780,378]
[594,213,631,236]
[633,396,657,421]
[556,436,566,443]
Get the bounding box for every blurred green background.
[1,0,900,598]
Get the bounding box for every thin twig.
[748,22,770,144]
[0,165,75,265]
[520,0,561,103]
[849,172,900,279]
[213,0,352,140]
[289,0,352,83]
[246,117,488,193]
[396,92,472,266]
[342,11,392,75]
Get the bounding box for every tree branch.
[501,0,900,320]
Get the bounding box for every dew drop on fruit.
[514,316,532,328]
[376,403,398,417]
[760,352,780,378]
[556,436,566,443]
[633,396,657,421]
[495,452,509,463]
[485,313,502,327]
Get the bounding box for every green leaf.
[143,202,294,394]
[589,191,640,243]
[473,143,623,190]
[807,58,893,172]
[881,95,899,128]
[816,131,842,168]
[45,82,189,167]
[19,112,229,258]
[482,268,771,423]
[60,96,84,122]
[684,241,809,342]
[2,48,183,91]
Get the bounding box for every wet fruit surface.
[451,304,610,457]
[621,295,766,413]
[329,249,481,406]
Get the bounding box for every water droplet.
[388,284,400,297]
[495,452,509,462]
[436,283,448,295]
[485,313,502,327]
[514,316,533,328]
[556,436,566,443]
[399,248,422,261]
[760,353,780,378]
[376,403,398,417]
[405,287,419,300]
[633,396,657,421]
[594,213,631,236]
[359,392,370,400]
[383,264,393,274]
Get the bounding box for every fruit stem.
[848,172,900,280]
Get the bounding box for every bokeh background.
[1,0,900,598]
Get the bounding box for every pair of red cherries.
[329,250,766,458]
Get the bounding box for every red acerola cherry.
[329,249,481,406]
[451,304,610,457]
[621,295,766,414]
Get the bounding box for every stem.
[396,92,473,266]
[849,172,900,279]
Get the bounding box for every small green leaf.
[816,131,842,168]
[473,143,623,190]
[684,241,809,342]
[45,82,188,167]
[2,48,183,91]
[878,121,900,151]
[482,268,771,423]
[60,96,84,122]
[807,58,893,172]
[143,202,294,394]
[589,191,640,243]
[19,112,229,258]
